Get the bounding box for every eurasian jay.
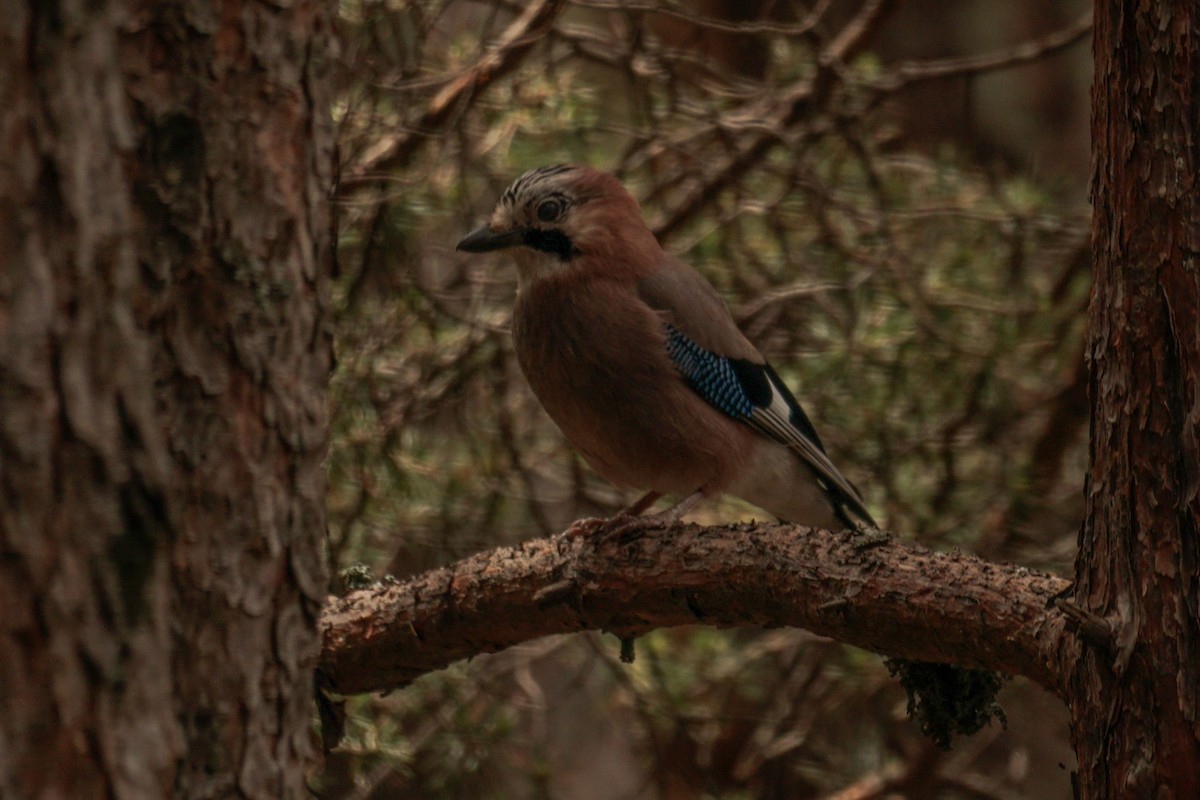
[457,165,876,532]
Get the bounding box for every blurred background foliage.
[318,1,1092,797]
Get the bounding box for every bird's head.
[456,165,657,285]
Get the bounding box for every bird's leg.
[564,491,662,538]
[607,490,704,541]
[621,491,663,517]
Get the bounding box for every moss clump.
[885,658,1008,749]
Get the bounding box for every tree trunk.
[1070,1,1200,795]
[0,2,332,798]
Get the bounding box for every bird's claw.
[565,512,665,542]
[607,513,667,543]
[564,516,611,539]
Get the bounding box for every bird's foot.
[564,492,663,539]
[563,511,667,542]
[566,513,660,542]
[608,490,703,541]
[564,516,614,539]
[606,511,672,543]
[566,491,703,542]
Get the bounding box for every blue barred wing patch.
[664,325,753,420]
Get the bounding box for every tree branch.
[318,522,1071,697]
[875,11,1092,91]
[650,0,899,240]
[340,0,566,189]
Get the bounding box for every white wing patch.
[746,374,877,528]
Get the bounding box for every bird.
[457,164,876,534]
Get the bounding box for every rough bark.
[1069,0,1200,796]
[319,523,1070,696]
[0,2,332,798]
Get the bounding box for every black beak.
[456,226,526,253]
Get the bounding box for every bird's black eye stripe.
[536,196,566,222]
[523,228,576,260]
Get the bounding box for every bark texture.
[320,524,1070,696]
[0,2,332,798]
[1070,1,1200,796]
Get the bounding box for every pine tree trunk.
[0,2,332,797]
[1070,1,1200,795]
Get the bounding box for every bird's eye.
[536,197,564,223]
